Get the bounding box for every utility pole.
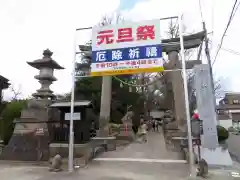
[203,22,216,110]
[178,15,196,177]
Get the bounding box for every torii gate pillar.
[167,51,187,131]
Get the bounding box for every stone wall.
[0,134,49,161]
[0,140,4,155]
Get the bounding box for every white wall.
[219,119,232,129]
[150,111,164,118]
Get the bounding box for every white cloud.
[0,0,120,100]
[1,0,240,100]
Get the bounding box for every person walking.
[132,123,139,141]
[155,120,159,132]
[152,118,156,132]
[139,120,148,143]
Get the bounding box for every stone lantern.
[27,49,64,100]
[0,49,65,161]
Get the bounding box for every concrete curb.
[229,152,240,163]
[0,160,48,166]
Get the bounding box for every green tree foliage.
[0,100,27,144]
[74,73,140,123]
[74,76,102,112]
[0,101,7,115]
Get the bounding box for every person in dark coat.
[132,125,138,135]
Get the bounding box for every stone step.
[116,135,134,142]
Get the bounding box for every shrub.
[217,125,229,142]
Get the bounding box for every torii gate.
[79,31,204,132]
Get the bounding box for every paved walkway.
[1,161,240,180]
[1,132,240,179]
[95,131,184,162]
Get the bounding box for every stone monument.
[0,49,64,161]
[194,64,232,167]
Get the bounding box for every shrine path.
[1,132,238,179]
[95,130,185,162]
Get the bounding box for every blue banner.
[91,44,162,63]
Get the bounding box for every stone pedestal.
[91,136,117,152]
[0,100,51,161]
[49,143,92,164]
[194,146,232,167]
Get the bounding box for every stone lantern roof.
[27,49,64,100]
[27,49,64,70]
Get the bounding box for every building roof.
[225,92,240,95]
[217,113,230,120]
[0,75,10,89]
[27,49,64,70]
[50,100,92,108]
[0,75,8,82]
[217,104,240,110]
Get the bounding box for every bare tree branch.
[9,84,22,100]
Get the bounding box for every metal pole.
[68,29,77,172]
[178,15,196,177]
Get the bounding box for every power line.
[212,0,239,66]
[199,1,216,107]
[233,1,240,17]
[221,47,240,56]
[209,39,240,56]
[211,0,216,37]
[198,0,204,22]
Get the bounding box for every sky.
[0,0,240,100]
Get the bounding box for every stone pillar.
[162,73,175,111]
[168,51,187,131]
[194,64,232,167]
[99,76,112,136]
[194,64,218,148]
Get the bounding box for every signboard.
[64,112,81,121]
[35,128,44,136]
[91,19,164,76]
